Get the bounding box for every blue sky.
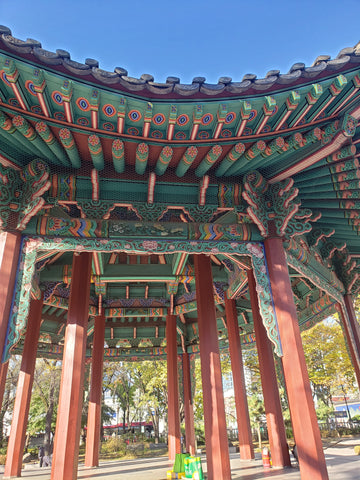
[1,0,360,84]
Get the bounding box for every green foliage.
[101,403,116,427]
[193,358,203,426]
[193,354,233,432]
[27,359,61,438]
[27,447,38,456]
[103,360,169,442]
[101,436,127,455]
[316,400,334,422]
[104,362,137,426]
[242,348,261,391]
[247,392,265,425]
[131,360,168,441]
[0,356,21,446]
[301,317,357,405]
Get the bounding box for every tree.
[242,349,265,447]
[132,360,168,442]
[102,362,135,434]
[301,317,357,406]
[111,366,136,432]
[28,358,61,455]
[192,352,234,440]
[0,356,21,447]
[247,389,265,449]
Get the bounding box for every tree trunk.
[126,406,130,430]
[257,423,262,450]
[152,411,160,444]
[0,389,11,448]
[44,382,55,455]
[0,412,4,448]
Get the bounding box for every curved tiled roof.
[1,24,360,99]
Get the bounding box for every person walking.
[38,446,45,467]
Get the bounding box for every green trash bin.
[184,456,204,480]
[173,453,190,474]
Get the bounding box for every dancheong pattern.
[3,236,282,361]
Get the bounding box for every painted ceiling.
[0,25,359,360]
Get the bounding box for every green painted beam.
[58,128,81,168]
[88,134,104,170]
[155,146,173,176]
[135,143,149,175]
[102,275,176,282]
[41,262,229,284]
[12,115,59,164]
[175,146,198,177]
[112,139,125,173]
[0,110,45,158]
[215,143,245,177]
[171,252,188,275]
[35,121,70,166]
[195,145,222,177]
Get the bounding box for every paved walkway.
[0,437,359,479]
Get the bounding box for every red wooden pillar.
[194,254,231,480]
[4,295,43,478]
[51,252,92,480]
[0,232,20,414]
[224,294,254,460]
[0,361,9,409]
[166,313,181,462]
[182,352,196,456]
[264,237,328,480]
[248,269,291,468]
[339,298,360,390]
[85,313,105,467]
[0,232,21,359]
[344,295,360,352]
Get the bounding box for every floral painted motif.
[4,236,283,360]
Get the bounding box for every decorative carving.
[285,238,309,264]
[342,114,357,137]
[300,302,338,332]
[167,282,178,295]
[5,236,282,360]
[243,170,313,238]
[332,250,360,294]
[93,276,106,296]
[107,298,168,307]
[286,251,344,304]
[320,239,347,263]
[307,228,335,248]
[37,216,108,237]
[136,203,168,221]
[0,159,50,231]
[227,264,247,299]
[48,174,76,201]
[218,183,243,208]
[77,200,116,220]
[286,237,345,293]
[42,281,61,302]
[184,205,218,223]
[34,216,256,242]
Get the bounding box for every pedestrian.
[43,454,52,467]
[292,444,298,463]
[38,445,45,467]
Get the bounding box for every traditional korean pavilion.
[0,24,359,480]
